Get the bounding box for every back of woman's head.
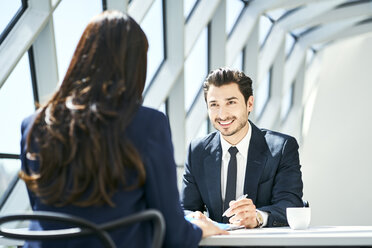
[20,11,148,207]
[62,10,148,116]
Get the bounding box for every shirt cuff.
[183,210,194,216]
[257,209,269,227]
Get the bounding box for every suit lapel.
[203,134,223,222]
[244,121,268,204]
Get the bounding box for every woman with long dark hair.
[20,10,226,247]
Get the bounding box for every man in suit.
[181,68,303,228]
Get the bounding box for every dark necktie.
[223,146,238,223]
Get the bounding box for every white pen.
[222,194,248,217]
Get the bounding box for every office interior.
[1,0,372,235]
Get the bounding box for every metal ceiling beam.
[226,0,333,66]
[257,40,285,129]
[0,0,54,90]
[329,21,372,41]
[32,18,59,104]
[300,16,366,47]
[163,0,186,166]
[284,16,365,92]
[186,0,226,145]
[105,0,128,12]
[184,0,221,58]
[256,0,324,12]
[143,0,184,109]
[284,2,372,88]
[128,0,154,23]
[257,0,345,87]
[278,0,346,31]
[301,2,372,29]
[226,5,260,66]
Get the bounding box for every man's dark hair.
[203,67,253,104]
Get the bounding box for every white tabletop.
[199,226,372,246]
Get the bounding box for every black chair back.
[0,209,165,248]
[100,209,165,248]
[0,211,115,247]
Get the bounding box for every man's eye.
[228,101,236,105]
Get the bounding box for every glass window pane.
[231,50,243,71]
[53,0,103,82]
[0,159,21,200]
[281,82,294,121]
[184,0,198,20]
[226,0,245,35]
[195,118,208,139]
[0,0,22,37]
[255,68,271,118]
[259,15,273,48]
[141,0,165,90]
[0,53,35,154]
[184,27,208,112]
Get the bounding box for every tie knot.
[228,146,238,156]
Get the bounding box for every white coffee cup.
[286,207,311,230]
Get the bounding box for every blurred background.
[1,0,372,230]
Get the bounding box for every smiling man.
[181,68,304,228]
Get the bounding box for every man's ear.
[247,96,254,113]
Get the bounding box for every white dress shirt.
[220,122,252,201]
[220,121,268,227]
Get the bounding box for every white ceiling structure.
[1,0,372,161]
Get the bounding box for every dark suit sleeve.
[20,115,37,208]
[180,142,205,213]
[259,136,303,227]
[143,112,202,247]
[20,117,30,173]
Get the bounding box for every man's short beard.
[214,117,247,137]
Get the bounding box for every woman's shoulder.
[125,106,171,159]
[134,106,168,126]
[127,106,169,141]
[21,112,40,136]
[137,105,166,117]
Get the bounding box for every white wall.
[301,32,372,226]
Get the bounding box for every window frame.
[0,0,28,45]
[0,169,20,209]
[142,0,168,97]
[256,66,272,121]
[0,45,37,210]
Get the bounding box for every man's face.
[206,83,253,145]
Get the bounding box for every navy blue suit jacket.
[181,121,303,227]
[20,106,202,247]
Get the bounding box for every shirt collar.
[220,121,252,159]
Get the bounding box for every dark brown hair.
[19,11,148,207]
[203,67,253,104]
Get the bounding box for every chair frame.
[100,209,165,248]
[0,209,165,248]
